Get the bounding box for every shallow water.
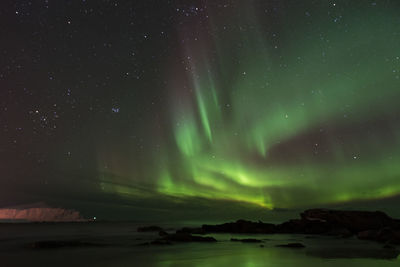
[1,222,399,267]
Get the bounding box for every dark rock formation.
[158,230,169,237]
[202,219,276,234]
[141,209,400,247]
[358,227,400,244]
[137,226,164,232]
[276,219,331,235]
[383,244,396,249]
[301,209,400,233]
[299,209,400,243]
[163,233,216,242]
[176,227,206,235]
[307,248,400,259]
[196,209,400,245]
[230,238,263,243]
[276,242,305,248]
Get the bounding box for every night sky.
[2,0,400,221]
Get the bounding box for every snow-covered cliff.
[0,206,85,222]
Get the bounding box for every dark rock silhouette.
[383,244,396,249]
[358,227,400,244]
[176,227,206,235]
[301,209,400,243]
[197,209,400,244]
[275,219,331,234]
[142,209,400,246]
[145,233,217,245]
[163,233,217,242]
[276,242,305,248]
[230,238,263,243]
[202,219,276,233]
[158,230,169,237]
[307,248,400,259]
[301,209,400,233]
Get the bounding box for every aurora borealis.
[2,1,400,220]
[156,2,400,209]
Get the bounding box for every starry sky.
[2,0,400,221]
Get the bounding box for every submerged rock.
[164,233,216,242]
[202,220,276,234]
[176,227,206,235]
[158,230,169,237]
[230,238,263,243]
[276,242,305,248]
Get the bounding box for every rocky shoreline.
[139,209,400,246]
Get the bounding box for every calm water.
[0,222,399,267]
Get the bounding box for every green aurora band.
[104,3,400,210]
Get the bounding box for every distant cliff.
[0,206,85,222]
